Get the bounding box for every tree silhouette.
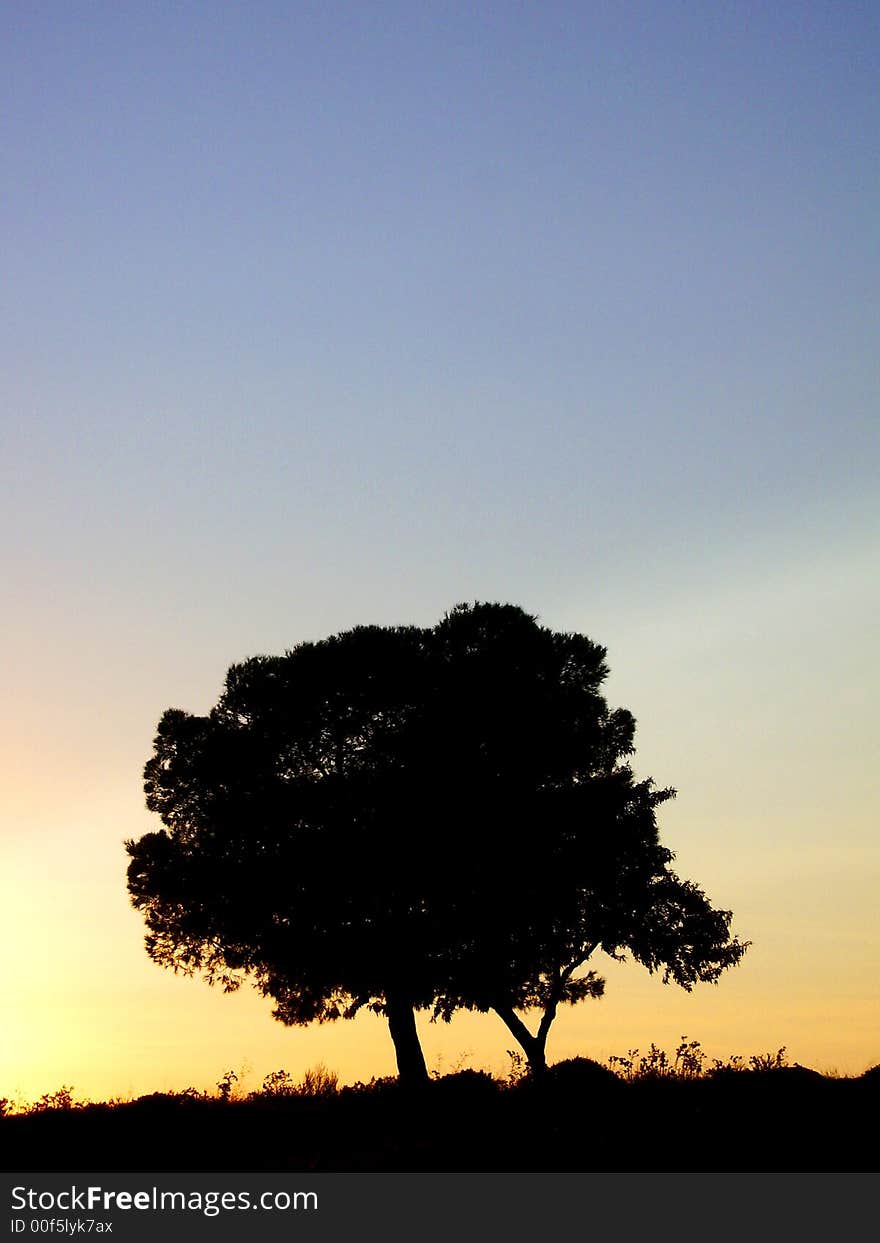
[126,603,747,1084]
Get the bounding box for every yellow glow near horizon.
[2,541,878,1106]
[2,807,878,1107]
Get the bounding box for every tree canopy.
[126,603,748,1084]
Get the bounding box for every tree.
[126,603,748,1085]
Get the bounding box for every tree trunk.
[492,1003,549,1077]
[385,994,429,1087]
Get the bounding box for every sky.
[1,1,878,1104]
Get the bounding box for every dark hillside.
[2,1062,877,1173]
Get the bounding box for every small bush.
[216,1070,239,1101]
[545,1057,621,1088]
[607,1040,797,1083]
[341,1076,399,1097]
[167,1087,207,1103]
[298,1065,338,1098]
[257,1069,297,1098]
[27,1086,78,1113]
[748,1048,788,1072]
[252,1065,338,1099]
[431,1069,499,1098]
[608,1043,675,1081]
[504,1049,529,1086]
[708,1054,747,1075]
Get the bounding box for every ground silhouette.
[3,1052,877,1173]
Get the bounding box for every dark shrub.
[546,1057,622,1090]
[431,1069,499,1098]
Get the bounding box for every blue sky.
[4,5,876,606]
[1,2,878,1096]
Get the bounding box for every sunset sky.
[2,2,878,1105]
